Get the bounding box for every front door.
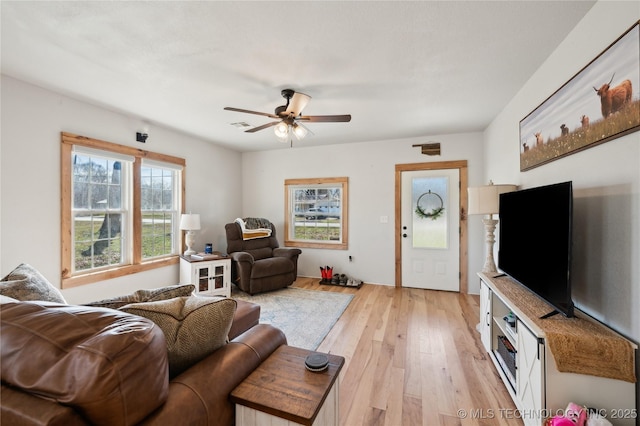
[400,168,460,291]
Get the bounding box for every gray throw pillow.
[0,263,66,304]
[84,284,195,309]
[120,296,237,377]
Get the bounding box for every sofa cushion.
[84,283,195,309]
[0,297,168,426]
[228,299,261,340]
[120,296,237,377]
[0,263,66,304]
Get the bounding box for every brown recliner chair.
[225,222,302,295]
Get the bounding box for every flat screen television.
[498,181,574,318]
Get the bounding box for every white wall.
[0,76,243,304]
[241,132,486,292]
[485,2,639,349]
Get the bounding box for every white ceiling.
[1,1,595,152]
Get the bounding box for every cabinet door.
[516,320,543,426]
[192,261,229,296]
[479,281,492,352]
[195,265,213,292]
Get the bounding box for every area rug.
[231,287,353,350]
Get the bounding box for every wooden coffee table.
[231,345,345,426]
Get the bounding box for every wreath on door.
[415,190,445,220]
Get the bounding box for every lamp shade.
[179,213,201,230]
[468,182,517,215]
[292,123,308,140]
[274,122,289,141]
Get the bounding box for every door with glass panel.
[398,166,462,292]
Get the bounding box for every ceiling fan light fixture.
[274,122,290,143]
[292,123,308,140]
[274,122,289,138]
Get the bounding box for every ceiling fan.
[224,89,351,142]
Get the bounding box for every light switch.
[380,215,388,223]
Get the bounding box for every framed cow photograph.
[519,20,639,172]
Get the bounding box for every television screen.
[498,181,574,318]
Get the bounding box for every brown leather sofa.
[225,222,302,295]
[0,297,286,426]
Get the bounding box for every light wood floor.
[291,277,520,426]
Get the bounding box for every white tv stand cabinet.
[478,273,637,426]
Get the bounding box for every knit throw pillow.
[0,263,66,304]
[84,284,195,309]
[120,296,237,377]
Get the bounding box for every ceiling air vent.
[230,122,251,129]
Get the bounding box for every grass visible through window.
[293,218,341,241]
[74,217,174,271]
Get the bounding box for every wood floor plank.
[401,394,422,426]
[403,289,424,398]
[363,407,386,426]
[369,341,393,410]
[384,366,405,426]
[393,287,410,370]
[331,288,386,423]
[420,352,443,425]
[290,278,520,426]
[344,340,383,425]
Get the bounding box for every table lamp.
[468,181,517,273]
[180,213,201,255]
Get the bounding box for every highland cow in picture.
[593,74,633,118]
[580,115,590,129]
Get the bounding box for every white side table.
[179,255,231,297]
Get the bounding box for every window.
[140,160,181,259]
[61,132,185,288]
[72,147,131,272]
[284,177,348,250]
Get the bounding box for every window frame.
[71,146,133,272]
[61,132,185,289]
[140,159,182,260]
[284,177,348,250]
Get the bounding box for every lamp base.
[482,218,498,274]
[184,230,196,256]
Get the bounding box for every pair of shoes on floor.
[346,277,362,287]
[331,273,349,285]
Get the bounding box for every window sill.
[284,240,347,250]
[61,256,179,289]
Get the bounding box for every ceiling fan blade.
[245,121,281,133]
[298,114,352,123]
[224,107,279,119]
[285,92,311,116]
